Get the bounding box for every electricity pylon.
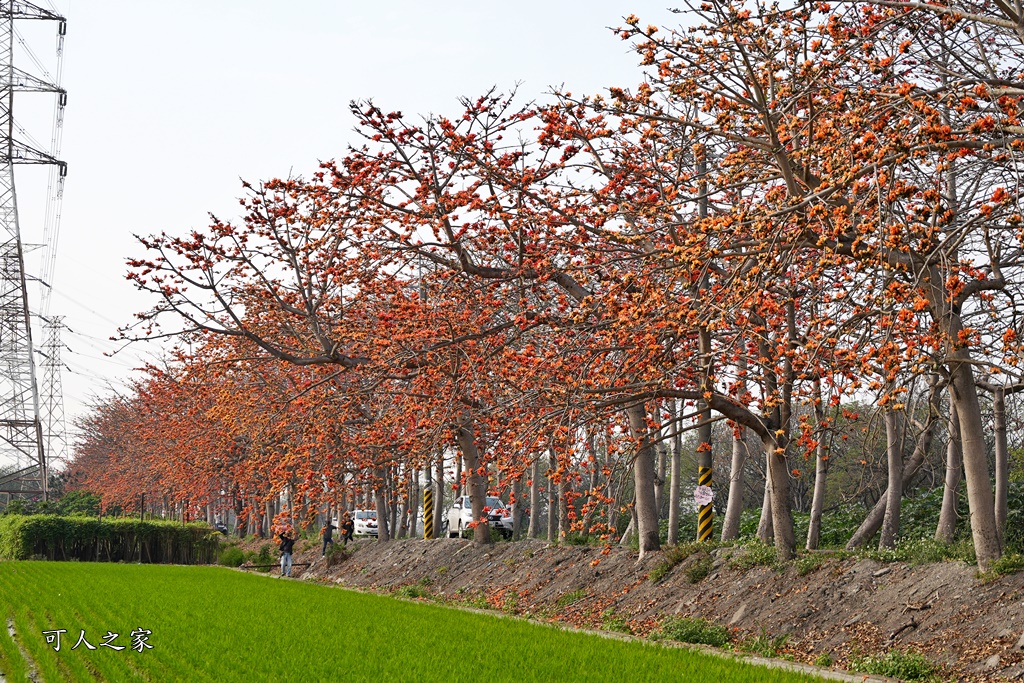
[40,315,65,466]
[0,0,66,502]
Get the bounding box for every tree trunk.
[373,467,390,542]
[721,357,748,542]
[529,456,541,538]
[547,450,558,543]
[764,435,795,560]
[879,410,903,550]
[757,469,773,543]
[234,492,245,538]
[388,472,399,539]
[936,399,962,544]
[455,453,463,499]
[848,385,939,549]
[433,455,444,537]
[655,440,667,518]
[456,410,490,544]
[512,472,524,540]
[805,434,828,550]
[619,506,636,546]
[994,386,1008,550]
[924,265,1000,567]
[805,381,828,550]
[393,471,405,540]
[409,469,419,538]
[625,402,661,558]
[666,399,681,545]
[722,429,748,542]
[558,475,571,541]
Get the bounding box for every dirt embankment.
[283,538,1024,681]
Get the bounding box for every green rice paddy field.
[0,562,826,682]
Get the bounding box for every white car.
[447,495,513,538]
[352,509,378,537]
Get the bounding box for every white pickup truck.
[446,495,513,538]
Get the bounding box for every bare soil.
[241,536,1024,681]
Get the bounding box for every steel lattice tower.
[40,315,65,466]
[0,0,65,502]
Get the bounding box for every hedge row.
[0,515,219,564]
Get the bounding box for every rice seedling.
[0,561,828,682]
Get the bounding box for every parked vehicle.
[446,495,513,538]
[351,509,378,537]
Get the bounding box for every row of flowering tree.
[68,0,1024,569]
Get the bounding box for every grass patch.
[651,617,730,647]
[395,583,430,599]
[0,561,834,682]
[685,554,714,584]
[979,552,1024,582]
[562,532,592,546]
[863,537,974,565]
[601,608,633,635]
[849,649,935,681]
[556,589,587,607]
[795,553,826,576]
[324,542,351,568]
[740,628,789,658]
[649,542,712,583]
[729,542,780,571]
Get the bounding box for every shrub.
[219,546,246,567]
[254,544,273,572]
[395,584,429,599]
[736,488,980,552]
[849,650,934,681]
[0,514,219,564]
[2,491,103,517]
[652,617,730,647]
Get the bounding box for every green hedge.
[0,515,219,564]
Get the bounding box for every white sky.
[12,1,678,446]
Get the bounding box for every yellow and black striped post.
[697,466,713,542]
[423,489,434,539]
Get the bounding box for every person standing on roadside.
[278,529,295,577]
[321,519,337,557]
[340,511,354,546]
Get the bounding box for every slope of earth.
[296,538,1024,682]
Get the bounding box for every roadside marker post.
[695,476,713,542]
[423,489,434,539]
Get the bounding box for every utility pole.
[0,1,66,503]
